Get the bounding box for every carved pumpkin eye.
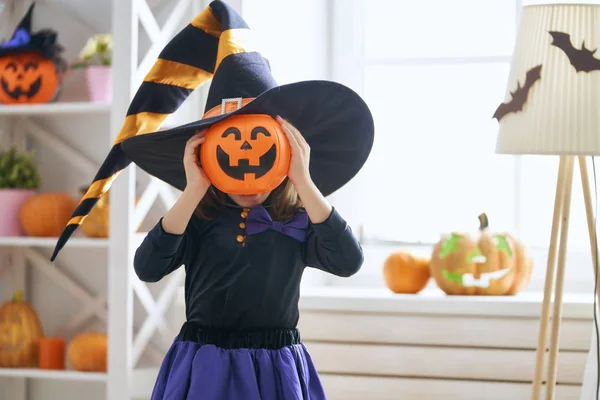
[222,127,241,140]
[251,127,271,140]
[4,62,17,72]
[0,51,60,104]
[200,114,291,195]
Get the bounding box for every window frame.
[325,0,597,294]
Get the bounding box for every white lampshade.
[495,4,600,155]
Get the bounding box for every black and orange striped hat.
[51,0,373,261]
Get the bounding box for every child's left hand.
[276,116,311,185]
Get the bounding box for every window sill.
[299,286,595,319]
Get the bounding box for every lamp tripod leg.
[532,156,569,400]
[578,156,600,306]
[546,156,576,400]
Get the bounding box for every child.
[136,119,363,399]
[51,1,374,398]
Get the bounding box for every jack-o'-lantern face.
[0,51,60,104]
[200,114,291,194]
[0,311,26,352]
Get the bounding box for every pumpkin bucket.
[0,189,36,236]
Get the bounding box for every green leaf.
[442,269,463,284]
[0,145,41,189]
[439,233,462,259]
[495,235,513,257]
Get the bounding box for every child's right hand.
[183,130,211,196]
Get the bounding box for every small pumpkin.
[383,250,431,294]
[20,192,78,237]
[79,186,110,238]
[0,290,45,367]
[67,332,107,372]
[430,213,533,295]
[0,51,61,104]
[200,114,291,195]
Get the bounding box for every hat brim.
[121,80,374,197]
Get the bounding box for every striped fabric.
[51,0,258,261]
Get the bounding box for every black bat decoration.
[492,64,542,122]
[549,31,600,73]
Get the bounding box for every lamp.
[495,4,600,399]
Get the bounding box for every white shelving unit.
[0,102,111,115]
[0,0,214,399]
[0,237,108,248]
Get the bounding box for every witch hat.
[0,2,66,71]
[50,0,373,261]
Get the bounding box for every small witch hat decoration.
[0,3,67,72]
[50,0,374,261]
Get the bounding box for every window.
[328,0,599,293]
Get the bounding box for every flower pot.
[85,66,112,103]
[0,189,36,236]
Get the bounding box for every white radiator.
[297,288,594,400]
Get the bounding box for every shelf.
[0,368,107,382]
[0,102,111,115]
[0,237,108,248]
[296,287,595,319]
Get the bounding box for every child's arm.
[133,187,207,282]
[134,131,210,282]
[301,208,364,277]
[276,116,363,277]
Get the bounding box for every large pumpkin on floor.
[67,332,107,372]
[0,52,61,104]
[383,250,430,294]
[429,213,533,295]
[20,192,77,237]
[0,290,45,367]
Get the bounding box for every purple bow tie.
[246,207,309,242]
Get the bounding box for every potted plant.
[71,33,112,103]
[0,146,41,236]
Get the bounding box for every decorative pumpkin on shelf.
[200,114,291,195]
[383,250,431,294]
[429,213,533,295]
[19,193,77,237]
[0,3,67,105]
[79,186,110,238]
[0,52,61,104]
[77,186,142,238]
[67,332,107,372]
[0,290,45,368]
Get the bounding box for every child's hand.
[183,130,211,196]
[276,116,311,185]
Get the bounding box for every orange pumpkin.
[0,51,61,104]
[67,332,107,372]
[0,290,45,367]
[429,213,533,295]
[20,193,77,237]
[200,114,291,194]
[383,251,431,294]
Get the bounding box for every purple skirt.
[150,323,327,399]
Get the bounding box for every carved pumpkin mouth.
[1,75,42,100]
[442,267,512,288]
[216,144,277,180]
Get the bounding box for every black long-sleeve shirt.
[133,205,363,330]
